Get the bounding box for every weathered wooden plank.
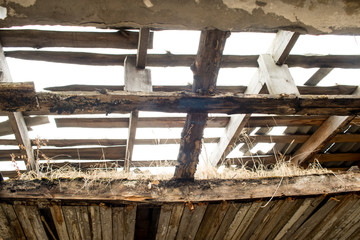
[0,29,153,49]
[304,68,334,86]
[4,89,360,115]
[174,29,229,179]
[276,196,325,240]
[291,116,355,166]
[26,205,48,240]
[62,206,82,240]
[0,116,49,137]
[136,28,150,69]
[13,205,38,240]
[112,207,125,240]
[292,195,346,240]
[124,55,152,172]
[6,51,360,68]
[175,203,207,240]
[49,203,70,240]
[310,195,358,240]
[155,204,172,240]
[2,174,360,203]
[231,201,262,240]
[100,204,112,240]
[268,31,300,65]
[0,204,14,240]
[45,84,359,96]
[124,204,136,240]
[0,203,25,239]
[165,204,184,240]
[75,206,91,240]
[213,202,242,240]
[195,202,229,240]
[223,202,252,240]
[88,205,102,240]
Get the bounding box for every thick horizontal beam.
[0,0,359,34]
[1,173,359,202]
[45,84,359,96]
[0,30,153,49]
[6,52,360,68]
[4,91,360,116]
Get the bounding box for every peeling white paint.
[143,0,153,8]
[222,0,360,33]
[0,6,6,19]
[8,0,36,8]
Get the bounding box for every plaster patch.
[222,0,360,33]
[143,0,153,8]
[0,6,6,19]
[8,0,36,7]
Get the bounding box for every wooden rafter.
[174,29,229,179]
[304,68,333,86]
[0,44,37,173]
[124,28,152,172]
[6,51,360,68]
[209,31,299,166]
[0,29,153,49]
[291,87,360,166]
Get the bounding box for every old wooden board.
[49,203,70,240]
[0,203,25,239]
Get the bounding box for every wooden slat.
[75,206,91,240]
[292,195,346,240]
[165,204,184,240]
[4,89,360,115]
[0,29,153,49]
[26,206,48,240]
[88,206,102,240]
[124,204,137,240]
[155,204,172,240]
[49,203,70,240]
[174,29,229,179]
[14,205,39,240]
[304,68,333,86]
[0,203,15,240]
[222,202,252,240]
[124,55,152,172]
[62,206,81,240]
[136,28,150,69]
[175,203,207,240]
[213,202,242,240]
[6,51,360,68]
[292,116,355,166]
[112,207,125,240]
[268,31,300,65]
[0,203,25,239]
[0,116,49,137]
[195,201,229,240]
[100,205,112,240]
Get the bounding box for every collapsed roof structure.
[0,0,360,239]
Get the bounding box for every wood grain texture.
[49,203,70,240]
[0,29,153,49]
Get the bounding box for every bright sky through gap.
[1,26,360,172]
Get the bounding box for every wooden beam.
[268,31,300,65]
[209,31,299,166]
[6,51,360,68]
[4,89,360,115]
[291,87,360,166]
[304,68,333,86]
[174,29,229,179]
[124,55,152,172]
[0,116,49,137]
[0,44,37,172]
[1,173,360,202]
[136,28,150,69]
[0,29,153,49]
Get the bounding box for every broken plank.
[6,51,360,68]
[0,29,153,49]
